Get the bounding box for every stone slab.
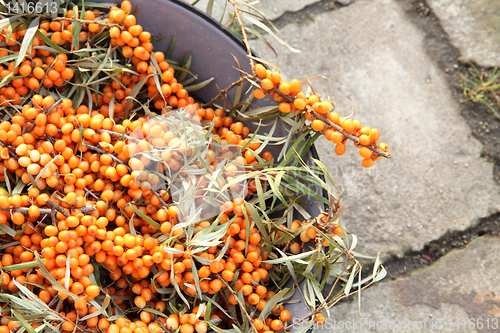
[249,0,322,21]
[314,237,500,332]
[188,0,324,25]
[427,0,500,67]
[249,0,500,257]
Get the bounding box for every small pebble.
[336,0,351,5]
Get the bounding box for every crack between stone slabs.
[319,215,500,316]
[399,0,500,168]
[374,212,500,281]
[242,0,351,39]
[322,212,500,305]
[269,0,352,30]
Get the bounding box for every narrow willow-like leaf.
[3,166,11,196]
[165,35,176,58]
[206,0,214,16]
[373,266,387,282]
[14,17,39,70]
[129,204,160,230]
[344,263,358,296]
[13,280,51,311]
[258,287,294,321]
[2,260,40,271]
[265,174,288,208]
[245,26,277,56]
[12,309,37,333]
[36,30,68,54]
[34,252,79,301]
[0,224,16,237]
[80,294,111,321]
[184,77,214,92]
[190,258,202,299]
[124,74,153,116]
[141,307,168,318]
[244,15,300,53]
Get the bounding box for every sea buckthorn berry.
[260,78,274,90]
[369,128,380,142]
[289,78,301,93]
[269,71,281,84]
[331,132,343,144]
[311,119,325,131]
[359,147,372,159]
[255,64,267,78]
[293,98,306,110]
[358,134,370,146]
[254,89,265,99]
[362,158,374,168]
[314,314,326,325]
[378,142,389,152]
[341,119,354,133]
[271,320,283,331]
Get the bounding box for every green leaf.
[245,26,277,56]
[128,204,160,230]
[265,174,288,208]
[258,287,294,321]
[0,54,20,66]
[12,309,37,333]
[71,3,84,51]
[264,249,317,264]
[123,74,153,117]
[165,36,176,58]
[35,30,68,54]
[0,224,16,237]
[184,77,214,92]
[1,260,41,271]
[140,307,168,318]
[14,17,39,70]
[190,257,202,299]
[344,263,358,296]
[206,0,214,16]
[3,166,11,196]
[243,15,300,53]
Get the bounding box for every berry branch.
[228,0,255,72]
[247,68,391,167]
[201,76,246,108]
[310,110,391,158]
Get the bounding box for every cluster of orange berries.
[0,1,327,333]
[253,64,390,168]
[0,45,74,106]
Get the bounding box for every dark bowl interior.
[94,0,325,328]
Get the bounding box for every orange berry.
[254,64,267,78]
[331,132,343,144]
[253,89,265,99]
[378,142,389,152]
[370,128,380,142]
[362,158,374,168]
[271,320,283,331]
[311,119,325,131]
[260,78,274,90]
[335,143,346,155]
[359,147,372,159]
